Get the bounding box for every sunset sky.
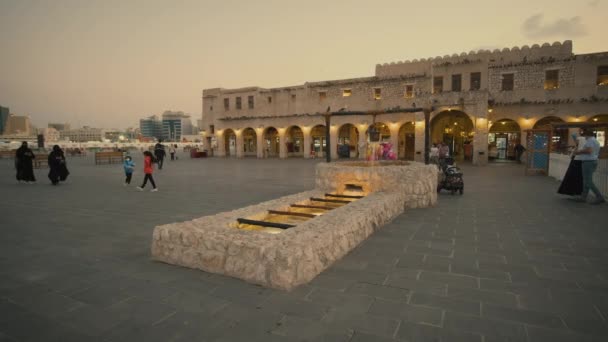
[0,0,606,129]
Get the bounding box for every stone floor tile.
[396,321,483,342]
[410,292,480,316]
[482,303,566,329]
[368,298,442,326]
[443,311,528,342]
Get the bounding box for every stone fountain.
[151,161,437,290]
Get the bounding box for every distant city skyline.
[1,0,607,129]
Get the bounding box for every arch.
[223,129,236,157]
[533,116,564,129]
[489,119,522,161]
[311,125,326,158]
[366,122,391,142]
[337,123,359,159]
[242,127,257,157]
[286,125,304,157]
[263,127,279,158]
[533,116,568,152]
[398,122,416,160]
[430,110,474,162]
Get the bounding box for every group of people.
[558,128,605,205]
[123,140,179,192]
[15,142,70,185]
[429,142,450,165]
[14,139,179,192]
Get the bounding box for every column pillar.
[279,129,287,159]
[330,126,339,160]
[303,128,312,159]
[473,117,489,166]
[389,125,399,158]
[358,124,367,160]
[216,133,226,157]
[235,130,244,158]
[414,112,426,163]
[257,129,264,158]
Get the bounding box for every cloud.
[522,14,587,39]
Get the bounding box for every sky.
[0,0,606,130]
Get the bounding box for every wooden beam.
[236,218,295,229]
[268,210,316,218]
[324,193,364,199]
[290,204,334,210]
[310,197,350,204]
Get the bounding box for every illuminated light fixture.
[488,108,493,113]
[454,122,458,126]
[448,108,452,112]
[501,121,506,125]
[593,118,599,122]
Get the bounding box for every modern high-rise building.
[161,111,193,142]
[0,106,9,134]
[139,115,163,140]
[4,114,33,136]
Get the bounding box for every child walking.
[137,151,158,192]
[123,156,135,185]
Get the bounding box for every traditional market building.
[200,40,608,165]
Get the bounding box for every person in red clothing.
[137,151,158,192]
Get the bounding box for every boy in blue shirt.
[123,156,135,186]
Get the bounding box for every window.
[373,88,382,100]
[501,73,514,91]
[210,125,215,134]
[248,95,254,109]
[404,85,414,98]
[545,69,559,90]
[291,94,296,101]
[452,74,462,92]
[433,76,443,93]
[343,89,352,97]
[223,98,229,110]
[319,91,327,101]
[597,66,608,86]
[236,97,242,110]
[268,96,272,103]
[470,72,481,90]
[209,106,213,111]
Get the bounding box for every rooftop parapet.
[376,41,573,76]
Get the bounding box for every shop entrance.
[398,122,415,160]
[311,125,326,158]
[242,127,257,157]
[223,129,236,157]
[337,123,359,158]
[430,110,474,162]
[286,126,304,157]
[263,127,279,158]
[489,119,521,161]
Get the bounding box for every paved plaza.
[0,153,607,342]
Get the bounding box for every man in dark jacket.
[154,139,166,170]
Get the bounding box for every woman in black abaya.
[15,141,36,183]
[557,135,584,196]
[48,145,69,185]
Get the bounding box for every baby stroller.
[437,158,464,195]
